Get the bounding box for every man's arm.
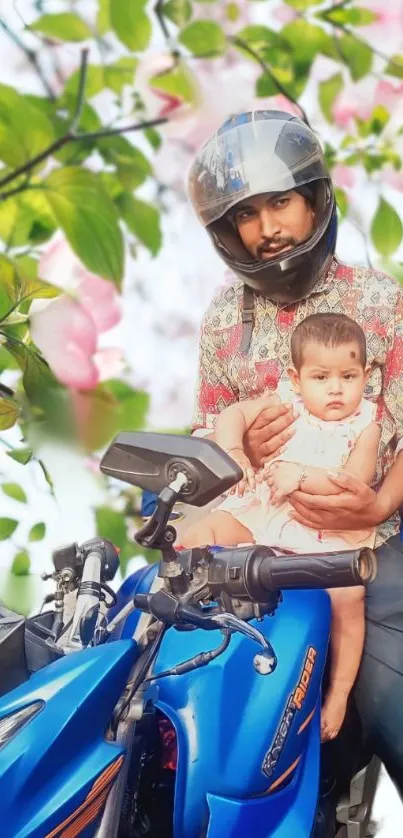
[269,423,381,506]
[215,392,280,453]
[192,307,239,440]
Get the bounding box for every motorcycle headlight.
[0,701,44,749]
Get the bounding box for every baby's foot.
[321,690,348,742]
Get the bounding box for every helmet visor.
[188,114,328,227]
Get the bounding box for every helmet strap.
[240,284,255,354]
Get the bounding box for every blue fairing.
[0,640,136,838]
[114,565,331,837]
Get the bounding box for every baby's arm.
[268,422,381,505]
[215,392,280,495]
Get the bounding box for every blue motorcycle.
[0,432,380,838]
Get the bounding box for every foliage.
[0,0,403,597]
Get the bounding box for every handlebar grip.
[259,548,377,592]
[206,545,377,604]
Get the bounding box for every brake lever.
[209,613,277,675]
[133,592,277,675]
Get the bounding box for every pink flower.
[374,80,403,112]
[332,88,372,129]
[75,272,121,332]
[332,164,356,190]
[93,347,125,381]
[30,296,100,390]
[383,168,403,192]
[31,237,122,391]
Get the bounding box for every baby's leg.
[181,510,254,548]
[321,586,365,742]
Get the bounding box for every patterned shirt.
[192,258,403,547]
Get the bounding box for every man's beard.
[257,237,297,260]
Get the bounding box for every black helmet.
[187,110,337,304]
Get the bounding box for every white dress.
[217,388,377,553]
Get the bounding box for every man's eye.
[273,198,289,208]
[314,375,326,381]
[237,210,254,221]
[344,374,356,380]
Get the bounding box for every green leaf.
[179,21,227,56]
[64,65,105,99]
[285,0,322,6]
[98,137,152,191]
[11,550,30,577]
[97,0,111,34]
[118,194,162,256]
[371,198,403,257]
[29,522,46,542]
[0,397,19,430]
[144,127,162,150]
[104,57,138,94]
[0,518,18,540]
[256,73,281,97]
[320,6,377,26]
[226,2,240,21]
[0,84,55,169]
[0,568,42,616]
[44,168,124,286]
[385,55,403,79]
[96,506,127,551]
[6,447,33,465]
[110,0,152,51]
[334,187,348,220]
[106,380,149,430]
[0,254,58,322]
[319,73,343,122]
[65,58,138,99]
[282,21,337,73]
[2,483,27,504]
[31,13,92,41]
[162,0,192,26]
[149,63,199,105]
[338,33,372,82]
[4,338,60,408]
[234,24,280,52]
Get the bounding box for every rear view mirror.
[100,431,243,507]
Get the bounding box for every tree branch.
[70,47,89,132]
[0,45,168,193]
[0,116,168,194]
[0,18,56,100]
[229,36,310,126]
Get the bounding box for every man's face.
[232,190,315,260]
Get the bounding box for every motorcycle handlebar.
[207,545,377,604]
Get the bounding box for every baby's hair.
[291,313,367,370]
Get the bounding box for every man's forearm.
[377,452,403,522]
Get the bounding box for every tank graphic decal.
[261,646,317,778]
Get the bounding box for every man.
[188,109,403,794]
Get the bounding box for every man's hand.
[289,471,387,530]
[243,403,296,468]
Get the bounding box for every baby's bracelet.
[225,445,245,455]
[297,467,308,489]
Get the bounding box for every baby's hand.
[266,462,303,506]
[226,448,256,497]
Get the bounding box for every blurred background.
[0,0,403,830]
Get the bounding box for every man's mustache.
[257,237,297,259]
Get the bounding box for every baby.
[182,313,381,741]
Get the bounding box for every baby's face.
[291,341,367,421]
